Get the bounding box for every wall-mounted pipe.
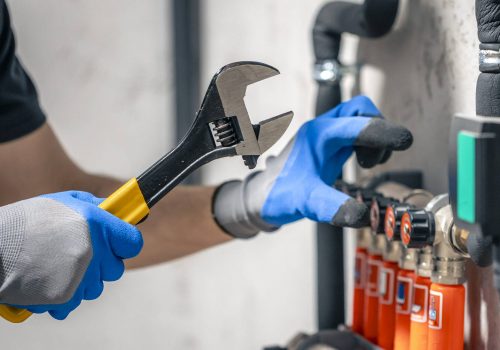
[313,0,399,114]
[312,0,400,330]
[172,0,201,184]
[475,0,500,292]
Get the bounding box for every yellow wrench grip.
[0,305,32,323]
[0,178,149,323]
[98,178,149,225]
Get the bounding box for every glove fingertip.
[84,281,104,300]
[356,119,413,151]
[355,146,385,169]
[108,222,144,259]
[101,258,125,282]
[391,126,413,151]
[331,198,370,228]
[49,309,70,320]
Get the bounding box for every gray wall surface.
[356,0,477,194]
[0,0,484,349]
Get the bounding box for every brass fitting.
[400,247,419,271]
[426,195,468,285]
[417,246,433,278]
[384,241,404,262]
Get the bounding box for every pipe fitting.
[431,204,467,285]
[417,246,433,278]
[399,247,418,271]
[384,241,404,262]
[398,194,468,284]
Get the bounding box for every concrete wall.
[356,0,477,194]
[0,0,485,349]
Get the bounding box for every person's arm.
[0,123,232,268]
[0,96,414,271]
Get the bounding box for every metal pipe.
[172,0,201,184]
[476,0,500,293]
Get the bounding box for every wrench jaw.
[255,111,294,154]
[190,61,293,169]
[211,61,293,168]
[239,111,294,169]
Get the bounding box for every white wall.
[1,0,323,349]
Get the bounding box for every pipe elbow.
[312,0,399,60]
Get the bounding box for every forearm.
[0,124,233,268]
[87,177,232,268]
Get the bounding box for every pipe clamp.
[479,49,500,72]
[313,60,359,85]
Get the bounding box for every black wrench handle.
[137,127,235,208]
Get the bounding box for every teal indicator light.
[457,131,476,223]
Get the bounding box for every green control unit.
[449,114,500,238]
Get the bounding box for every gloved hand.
[213,96,413,238]
[0,191,143,320]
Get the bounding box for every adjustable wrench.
[0,61,293,323]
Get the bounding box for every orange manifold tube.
[363,253,383,343]
[377,260,399,350]
[352,247,367,334]
[409,275,431,350]
[426,283,465,350]
[394,268,415,350]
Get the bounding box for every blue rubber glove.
[213,96,413,237]
[0,191,143,320]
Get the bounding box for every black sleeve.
[0,1,46,143]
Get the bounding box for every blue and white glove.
[0,191,143,320]
[213,96,413,238]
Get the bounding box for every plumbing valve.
[400,209,435,249]
[370,196,398,234]
[385,203,412,241]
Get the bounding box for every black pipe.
[172,0,201,184]
[475,0,500,290]
[312,0,399,330]
[313,0,399,114]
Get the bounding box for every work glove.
[0,191,143,320]
[213,95,413,238]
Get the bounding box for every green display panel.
[457,131,476,223]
